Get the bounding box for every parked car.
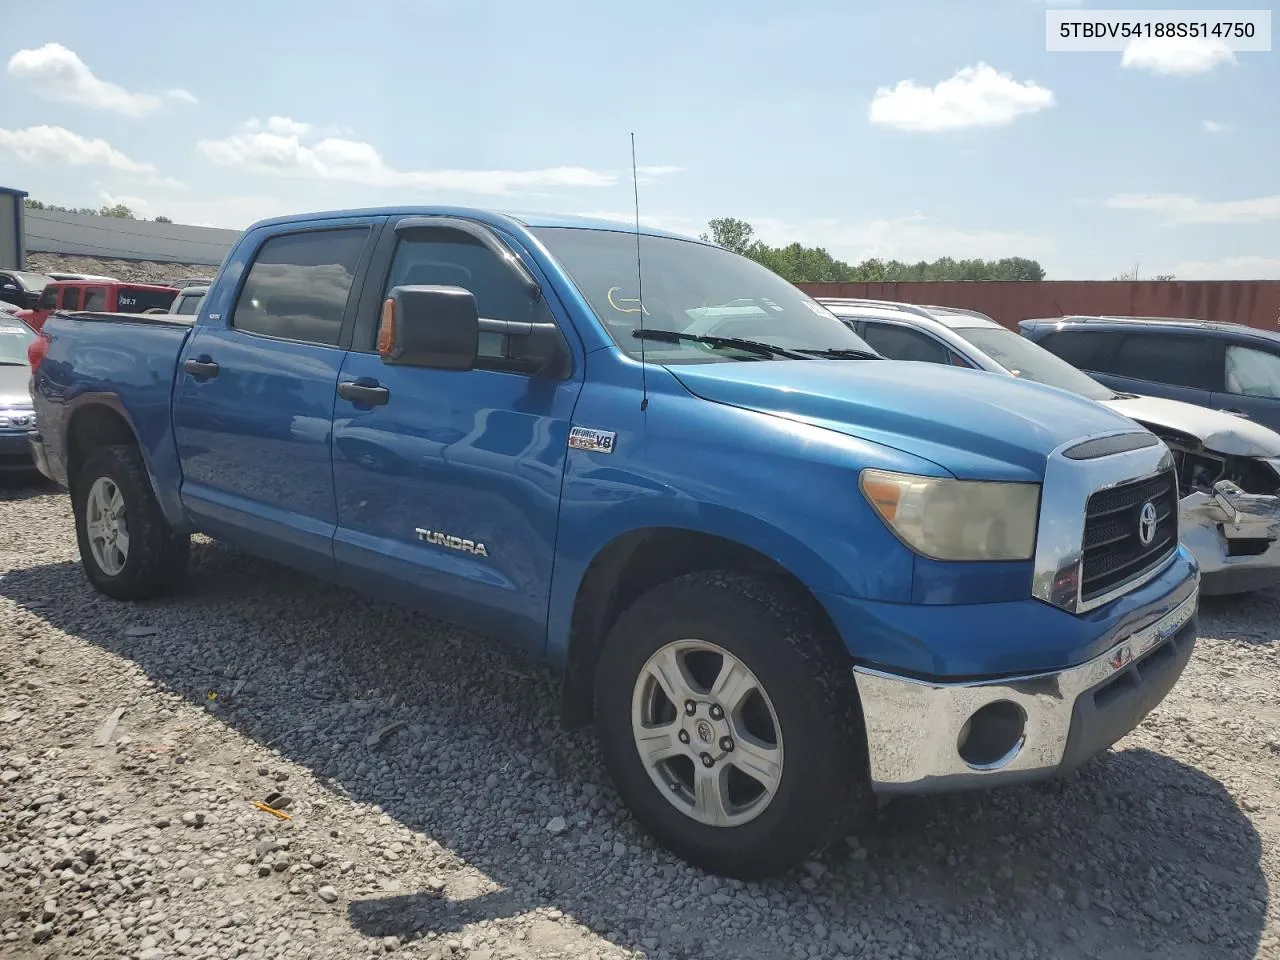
[822,298,1280,596]
[1019,316,1280,435]
[0,315,39,474]
[0,269,54,310]
[29,207,1199,878]
[168,285,208,316]
[17,279,179,332]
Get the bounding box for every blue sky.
[0,0,1275,279]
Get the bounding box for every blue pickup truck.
[28,207,1200,878]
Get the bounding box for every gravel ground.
[24,254,213,286]
[1,479,1278,960]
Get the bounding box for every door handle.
[183,357,220,380]
[338,379,390,406]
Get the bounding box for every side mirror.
[379,285,478,371]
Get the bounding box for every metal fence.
[798,281,1280,332]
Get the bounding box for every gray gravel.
[1,479,1278,959]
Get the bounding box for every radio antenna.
[631,131,648,412]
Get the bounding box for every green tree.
[699,217,756,256]
[98,203,136,219]
[154,215,173,223]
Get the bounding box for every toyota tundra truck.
[27,207,1201,879]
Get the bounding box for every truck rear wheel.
[594,570,873,879]
[72,444,190,600]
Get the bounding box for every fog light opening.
[957,700,1027,770]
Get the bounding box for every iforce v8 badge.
[569,426,616,454]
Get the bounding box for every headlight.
[860,469,1040,561]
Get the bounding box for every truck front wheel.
[594,570,873,879]
[72,444,190,600]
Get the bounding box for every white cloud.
[868,63,1054,132]
[166,88,199,105]
[243,116,314,137]
[1162,256,1280,280]
[0,124,156,174]
[6,43,194,115]
[198,122,618,196]
[1106,193,1280,224]
[1203,119,1227,133]
[1121,37,1236,76]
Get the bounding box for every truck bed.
[57,310,197,328]
[32,310,197,509]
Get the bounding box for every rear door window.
[1102,333,1218,390]
[232,228,368,345]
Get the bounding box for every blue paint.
[31,205,1200,689]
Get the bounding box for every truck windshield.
[532,227,875,362]
[953,326,1116,402]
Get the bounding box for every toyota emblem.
[1137,501,1158,547]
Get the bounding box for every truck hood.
[1103,394,1280,457]
[668,361,1146,480]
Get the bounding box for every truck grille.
[1081,470,1178,602]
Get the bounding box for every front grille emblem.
[1137,501,1158,547]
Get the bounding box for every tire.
[72,444,190,600]
[594,570,873,879]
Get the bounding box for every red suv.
[18,280,179,332]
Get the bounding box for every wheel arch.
[558,526,848,728]
[63,396,187,528]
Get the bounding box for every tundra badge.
[415,528,489,557]
[569,426,616,454]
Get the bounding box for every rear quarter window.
[1035,330,1115,369]
[117,287,178,313]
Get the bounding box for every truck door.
[172,221,380,579]
[331,217,584,654]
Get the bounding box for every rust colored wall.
[798,281,1280,332]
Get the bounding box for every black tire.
[594,570,873,879]
[72,444,190,600]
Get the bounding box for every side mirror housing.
[380,285,478,370]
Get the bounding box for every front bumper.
[853,586,1198,794]
[0,430,36,472]
[1181,480,1280,596]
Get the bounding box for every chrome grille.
[1081,470,1178,602]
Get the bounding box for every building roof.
[23,208,240,265]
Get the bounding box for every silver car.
[821,297,1280,596]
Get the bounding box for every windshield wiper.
[633,328,811,360]
[795,347,882,360]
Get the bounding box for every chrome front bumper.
[852,589,1198,794]
[1182,480,1280,595]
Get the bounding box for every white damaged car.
[820,298,1280,596]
